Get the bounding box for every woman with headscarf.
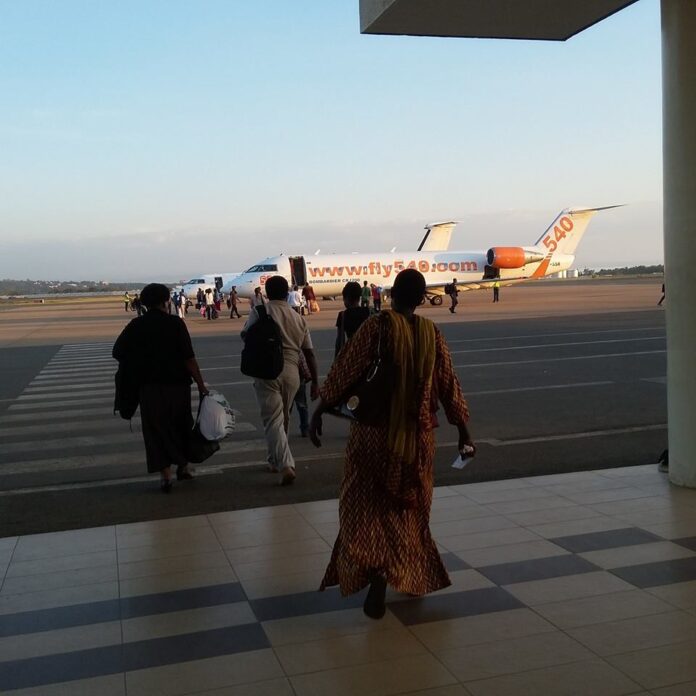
[113,283,209,492]
[309,269,474,619]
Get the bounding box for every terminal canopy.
[360,0,639,41]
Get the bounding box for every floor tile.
[116,515,210,538]
[6,674,125,696]
[672,535,696,551]
[436,631,594,682]
[0,583,120,621]
[534,589,675,629]
[275,625,425,675]
[119,582,246,619]
[251,586,364,622]
[115,525,220,551]
[451,479,536,494]
[478,553,598,585]
[185,677,296,695]
[0,620,121,661]
[5,551,117,578]
[233,551,331,581]
[452,540,570,568]
[606,639,696,690]
[579,541,696,569]
[550,528,662,553]
[119,565,237,597]
[225,538,331,566]
[215,519,320,550]
[0,537,18,552]
[125,648,284,696]
[610,556,696,588]
[262,607,401,646]
[528,517,629,540]
[560,486,655,506]
[504,505,605,527]
[465,658,641,696]
[456,487,556,505]
[240,568,326,600]
[122,602,256,642]
[646,579,696,609]
[652,682,696,696]
[440,552,470,572]
[208,505,300,525]
[395,687,471,696]
[567,610,696,656]
[289,653,457,696]
[410,607,556,653]
[118,550,232,580]
[503,571,634,606]
[436,527,541,553]
[12,530,116,562]
[115,535,223,563]
[1,564,117,596]
[388,587,524,626]
[641,519,696,540]
[485,496,577,515]
[430,516,518,540]
[429,504,499,525]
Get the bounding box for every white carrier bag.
[198,390,236,441]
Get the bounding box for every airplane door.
[214,276,224,290]
[289,257,307,286]
[483,265,500,280]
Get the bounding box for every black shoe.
[161,479,173,493]
[363,575,387,620]
[177,468,194,481]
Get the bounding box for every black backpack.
[444,283,454,296]
[240,305,284,379]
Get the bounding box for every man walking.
[658,282,666,306]
[288,285,303,314]
[302,284,316,314]
[229,286,241,318]
[449,278,459,313]
[242,276,319,485]
[371,284,382,312]
[493,280,500,303]
[361,281,371,309]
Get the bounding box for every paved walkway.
[1,464,696,695]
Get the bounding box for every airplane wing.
[423,276,530,294]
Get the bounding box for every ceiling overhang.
[360,0,639,41]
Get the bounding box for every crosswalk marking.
[0,342,261,486]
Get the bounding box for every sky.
[0,0,663,281]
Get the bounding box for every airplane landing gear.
[429,295,443,306]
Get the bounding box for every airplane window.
[245,264,278,273]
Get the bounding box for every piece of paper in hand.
[452,455,475,470]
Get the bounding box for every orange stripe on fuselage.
[531,256,552,278]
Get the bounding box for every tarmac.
[0,278,667,536]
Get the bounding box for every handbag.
[333,315,394,426]
[185,397,221,464]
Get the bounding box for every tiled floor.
[2,464,696,695]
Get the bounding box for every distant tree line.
[581,265,664,277]
[0,279,145,296]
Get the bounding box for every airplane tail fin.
[419,221,457,252]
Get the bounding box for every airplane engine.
[486,247,546,269]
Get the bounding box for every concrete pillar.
[661,1,696,487]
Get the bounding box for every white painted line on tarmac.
[642,376,667,384]
[24,382,114,393]
[449,336,664,355]
[456,350,666,369]
[17,388,114,400]
[467,381,614,396]
[446,326,665,345]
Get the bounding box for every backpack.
[444,283,454,296]
[114,363,139,420]
[240,305,284,379]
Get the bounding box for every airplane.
[223,206,618,305]
[179,273,240,299]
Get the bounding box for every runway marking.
[446,326,665,345]
[642,376,667,385]
[17,388,115,400]
[449,336,664,355]
[456,350,666,369]
[24,381,115,393]
[467,381,614,396]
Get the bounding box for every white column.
[661,0,696,487]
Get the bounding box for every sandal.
[280,468,296,486]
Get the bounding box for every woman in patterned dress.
[309,269,474,619]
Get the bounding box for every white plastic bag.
[199,391,235,441]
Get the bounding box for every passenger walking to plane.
[309,269,474,619]
[113,283,209,493]
[288,285,303,314]
[658,282,666,306]
[302,284,316,314]
[371,284,382,312]
[196,288,205,310]
[493,280,500,303]
[123,291,131,312]
[174,291,185,319]
[132,293,144,317]
[251,286,265,309]
[360,281,371,308]
[229,286,241,318]
[335,281,370,357]
[204,288,216,320]
[448,278,459,313]
[242,275,319,485]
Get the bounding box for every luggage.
[240,305,284,379]
[186,398,220,464]
[310,300,320,313]
[199,391,235,441]
[113,363,139,420]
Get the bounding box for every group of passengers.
[113,269,474,621]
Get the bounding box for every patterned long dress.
[319,314,470,596]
